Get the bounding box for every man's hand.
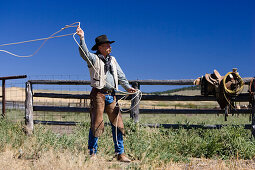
[127,88,137,93]
[76,26,84,39]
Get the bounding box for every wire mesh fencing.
[3,75,91,123]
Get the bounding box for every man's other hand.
[127,88,136,93]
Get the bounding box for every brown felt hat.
[91,35,115,51]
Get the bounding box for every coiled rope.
[222,71,244,109]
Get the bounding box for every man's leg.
[88,128,98,155]
[111,123,124,154]
[88,88,105,155]
[106,99,131,162]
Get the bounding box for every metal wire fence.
[3,75,90,122]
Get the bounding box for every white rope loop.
[0,21,142,110]
[0,22,80,57]
[73,26,142,147]
[0,22,142,146]
[73,32,142,111]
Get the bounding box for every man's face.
[98,43,111,56]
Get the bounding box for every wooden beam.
[33,106,90,112]
[33,105,251,115]
[33,120,252,130]
[32,92,250,102]
[33,93,90,99]
[25,82,33,135]
[34,120,78,126]
[2,80,5,118]
[145,123,252,129]
[139,108,251,114]
[0,75,27,80]
[28,78,252,85]
[130,82,140,122]
[28,80,91,85]
[251,94,255,138]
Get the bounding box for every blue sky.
[0,0,254,91]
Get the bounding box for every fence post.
[2,79,5,118]
[251,94,255,138]
[25,82,33,135]
[130,81,140,123]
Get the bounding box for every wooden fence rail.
[25,78,255,136]
[33,92,250,101]
[28,78,252,85]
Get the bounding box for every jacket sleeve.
[79,38,96,67]
[116,62,132,91]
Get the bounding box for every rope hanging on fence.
[223,72,244,95]
[222,71,244,110]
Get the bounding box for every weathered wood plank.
[33,92,250,102]
[2,80,5,118]
[28,78,252,85]
[25,82,33,135]
[142,93,250,102]
[33,120,252,130]
[34,120,78,126]
[33,106,90,112]
[145,123,252,129]
[33,93,90,99]
[0,75,27,80]
[251,94,255,137]
[130,82,140,122]
[130,78,251,85]
[33,105,251,115]
[139,108,251,114]
[28,80,91,85]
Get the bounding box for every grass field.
[1,85,254,169]
[1,110,255,169]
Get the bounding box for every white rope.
[0,33,74,47]
[72,32,142,110]
[0,21,142,110]
[0,22,80,57]
[73,27,142,148]
[0,21,142,148]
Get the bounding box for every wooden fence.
[0,75,27,117]
[24,78,255,136]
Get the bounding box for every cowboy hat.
[91,35,115,51]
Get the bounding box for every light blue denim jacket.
[79,38,131,91]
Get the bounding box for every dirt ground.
[0,149,254,170]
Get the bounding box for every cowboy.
[76,26,136,162]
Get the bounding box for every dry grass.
[1,86,254,169]
[0,147,254,170]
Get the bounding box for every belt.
[98,88,114,94]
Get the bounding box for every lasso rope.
[223,72,244,95]
[222,71,244,110]
[73,24,142,147]
[0,21,141,110]
[0,22,142,146]
[0,22,80,57]
[72,30,142,112]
